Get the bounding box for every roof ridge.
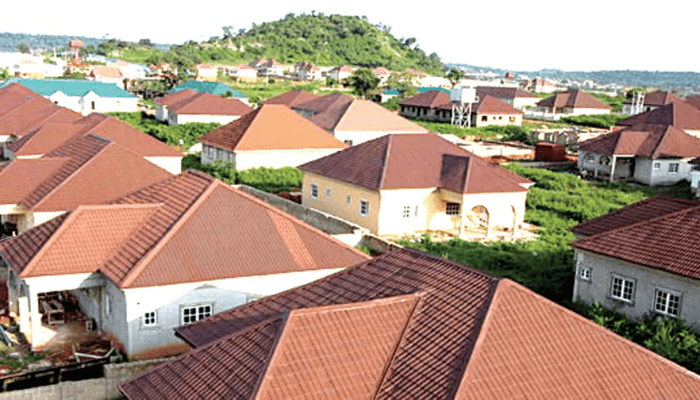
[249,311,292,400]
[232,106,264,151]
[330,99,354,131]
[118,178,219,288]
[378,135,392,189]
[18,209,76,278]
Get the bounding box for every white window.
[310,184,318,199]
[579,267,591,281]
[669,163,679,174]
[181,304,212,325]
[325,188,331,198]
[403,206,412,218]
[611,275,635,303]
[143,311,157,326]
[359,200,369,217]
[653,162,661,170]
[654,289,681,317]
[446,202,461,216]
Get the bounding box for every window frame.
[325,188,331,198]
[446,202,461,216]
[310,184,319,199]
[143,311,157,327]
[653,288,681,318]
[610,274,636,304]
[668,163,680,174]
[181,304,213,326]
[359,199,369,217]
[578,266,591,281]
[653,162,661,170]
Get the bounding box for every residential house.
[0,170,369,358]
[399,91,523,127]
[293,93,429,146]
[685,94,700,110]
[198,104,346,169]
[622,91,684,115]
[119,247,700,399]
[257,59,287,78]
[327,65,353,81]
[162,90,253,126]
[299,133,533,238]
[529,77,560,93]
[570,197,700,331]
[398,90,452,121]
[229,64,258,83]
[262,90,319,108]
[88,66,124,86]
[617,101,700,138]
[0,134,172,234]
[474,86,540,109]
[4,114,183,174]
[0,78,138,114]
[380,86,450,103]
[194,63,218,82]
[536,89,612,116]
[372,66,391,85]
[294,62,323,81]
[169,81,248,104]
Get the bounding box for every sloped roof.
[572,204,700,280]
[623,91,683,106]
[398,90,451,108]
[578,124,700,159]
[7,123,87,157]
[119,248,700,400]
[0,158,68,205]
[383,87,450,96]
[1,78,136,98]
[4,108,84,139]
[537,90,611,110]
[169,81,245,98]
[435,96,524,115]
[90,66,123,79]
[155,89,199,107]
[571,196,699,236]
[198,104,346,152]
[293,92,353,116]
[167,92,252,116]
[0,83,47,114]
[300,134,530,192]
[84,117,183,157]
[617,101,700,130]
[331,100,430,133]
[685,95,700,110]
[475,86,539,100]
[262,90,319,108]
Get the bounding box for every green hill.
[110,13,444,75]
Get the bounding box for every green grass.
[561,114,628,129]
[108,112,219,150]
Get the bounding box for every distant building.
[536,90,611,116]
[158,89,253,126]
[617,101,700,138]
[169,81,248,103]
[622,91,683,115]
[194,63,218,82]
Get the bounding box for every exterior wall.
[573,249,700,327]
[399,106,451,122]
[333,130,423,147]
[473,113,522,128]
[145,156,182,175]
[579,152,692,186]
[155,104,167,122]
[14,211,66,233]
[80,92,138,114]
[168,113,241,126]
[460,191,527,231]
[201,144,234,165]
[647,158,693,186]
[123,269,343,359]
[512,97,540,109]
[376,188,441,236]
[302,172,381,234]
[233,149,343,170]
[565,107,611,116]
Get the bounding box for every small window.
[446,202,461,216]
[105,294,112,315]
[611,275,635,303]
[359,200,369,217]
[143,311,157,326]
[481,115,488,122]
[509,116,516,122]
[402,205,412,218]
[654,289,681,317]
[498,116,503,120]
[310,184,318,199]
[579,267,591,281]
[346,194,351,205]
[583,154,595,163]
[669,163,679,174]
[344,140,353,146]
[653,162,661,170]
[182,304,212,325]
[91,101,96,110]
[325,188,331,198]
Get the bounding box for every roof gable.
[579,124,700,158]
[331,100,429,133]
[167,92,253,116]
[618,101,700,130]
[262,90,319,108]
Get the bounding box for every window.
[611,275,635,303]
[207,146,214,158]
[346,194,351,205]
[325,188,331,198]
[654,289,681,317]
[509,116,516,122]
[181,304,212,325]
[310,184,318,199]
[105,293,112,316]
[143,311,157,326]
[583,154,595,163]
[446,202,461,216]
[669,163,679,174]
[359,200,369,217]
[91,101,96,110]
[653,162,661,170]
[481,115,488,122]
[579,267,591,281]
[344,140,353,146]
[403,205,412,218]
[498,116,503,120]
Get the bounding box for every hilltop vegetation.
[0,32,170,53]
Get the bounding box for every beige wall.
[473,113,522,127]
[169,113,241,126]
[145,156,181,175]
[377,188,443,236]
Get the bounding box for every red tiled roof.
[120,248,700,399]
[331,100,430,133]
[572,204,700,280]
[0,99,75,138]
[86,117,183,157]
[475,86,539,100]
[372,67,390,75]
[436,96,523,115]
[537,90,611,110]
[300,134,530,192]
[262,90,319,108]
[8,123,87,157]
[439,154,530,194]
[398,90,451,108]
[167,92,252,116]
[90,66,123,79]
[623,91,684,107]
[685,95,700,110]
[578,124,700,158]
[11,108,84,138]
[617,101,700,130]
[293,92,353,116]
[155,89,199,106]
[571,196,699,236]
[198,104,346,152]
[0,158,68,205]
[0,214,70,276]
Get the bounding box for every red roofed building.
[194,63,217,82]
[198,104,347,170]
[617,101,700,138]
[88,66,124,85]
[536,89,612,116]
[327,65,354,81]
[118,248,700,399]
[299,133,533,238]
[230,63,258,82]
[0,170,369,357]
[160,90,253,125]
[622,90,684,115]
[399,91,524,127]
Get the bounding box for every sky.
[3,0,699,72]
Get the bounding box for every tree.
[387,72,417,97]
[447,68,464,87]
[348,68,380,99]
[16,42,29,54]
[138,39,153,47]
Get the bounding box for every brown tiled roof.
[0,158,68,204]
[685,95,700,110]
[571,196,699,236]
[11,108,84,138]
[167,92,253,116]
[155,89,199,107]
[436,96,523,115]
[623,91,684,107]
[90,66,123,79]
[120,248,700,399]
[0,99,75,138]
[578,124,700,159]
[439,154,530,194]
[262,90,319,107]
[0,84,45,116]
[99,170,368,288]
[299,134,530,192]
[572,204,700,280]
[0,213,69,276]
[398,90,451,108]
[475,86,539,100]
[7,123,88,157]
[198,104,346,152]
[293,93,353,116]
[331,100,430,133]
[617,101,700,130]
[536,90,612,110]
[86,117,183,157]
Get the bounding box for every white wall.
[333,130,423,146]
[145,156,182,175]
[155,104,167,122]
[233,149,343,170]
[46,91,137,114]
[565,107,611,116]
[168,113,241,126]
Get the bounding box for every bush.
[561,114,628,129]
[108,112,219,149]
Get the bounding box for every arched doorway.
[463,205,490,237]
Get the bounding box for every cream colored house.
[536,89,611,116]
[299,134,533,238]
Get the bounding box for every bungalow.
[381,86,449,103]
[88,66,124,86]
[577,124,700,185]
[294,62,323,81]
[327,65,353,81]
[0,78,138,114]
[0,135,172,234]
[0,171,368,358]
[120,247,700,399]
[293,93,428,146]
[617,101,700,138]
[570,197,700,331]
[398,90,452,121]
[536,89,611,116]
[168,81,248,104]
[399,91,523,127]
[198,104,346,169]
[474,86,540,109]
[194,63,217,82]
[229,64,258,83]
[162,90,253,126]
[299,133,533,238]
[262,89,319,108]
[622,90,684,115]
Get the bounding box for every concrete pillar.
[458,208,466,239]
[18,296,29,333]
[7,279,18,316]
[512,207,518,237]
[609,156,617,182]
[29,291,41,351]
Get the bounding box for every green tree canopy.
[348,68,380,98]
[16,42,29,54]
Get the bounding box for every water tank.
[450,87,477,104]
